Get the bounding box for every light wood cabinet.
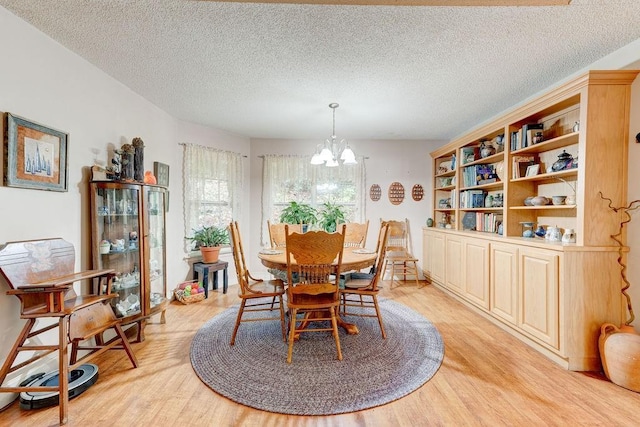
[422,229,445,285]
[444,234,463,295]
[490,243,518,326]
[423,70,638,371]
[518,248,559,349]
[462,238,490,310]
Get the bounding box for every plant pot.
[200,246,221,263]
[599,323,640,392]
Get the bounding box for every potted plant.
[318,201,347,233]
[187,225,229,263]
[279,201,317,232]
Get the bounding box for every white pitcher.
[562,228,576,243]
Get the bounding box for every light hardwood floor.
[2,281,639,426]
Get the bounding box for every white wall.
[248,138,444,276]
[0,6,249,405]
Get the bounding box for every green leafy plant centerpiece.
[187,225,229,263]
[279,201,318,232]
[318,201,347,233]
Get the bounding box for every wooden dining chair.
[229,221,286,345]
[381,218,420,287]
[341,220,369,248]
[267,220,302,249]
[284,224,346,363]
[340,223,389,338]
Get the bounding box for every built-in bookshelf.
[424,70,639,372]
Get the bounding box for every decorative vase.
[480,141,496,158]
[426,218,434,227]
[200,246,221,263]
[599,323,640,392]
[531,196,549,206]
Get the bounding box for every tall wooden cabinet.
[90,181,169,341]
[423,70,639,371]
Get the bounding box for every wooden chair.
[340,220,369,248]
[340,223,389,338]
[267,221,302,249]
[229,221,286,345]
[381,218,420,287]
[285,225,346,363]
[0,238,138,425]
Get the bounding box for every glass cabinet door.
[93,185,143,320]
[146,188,168,312]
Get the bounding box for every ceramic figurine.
[551,150,574,172]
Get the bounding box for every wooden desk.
[258,247,377,335]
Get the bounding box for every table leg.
[212,271,219,290]
[202,269,209,299]
[223,267,228,294]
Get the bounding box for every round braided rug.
[190,299,444,415]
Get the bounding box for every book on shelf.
[474,212,503,233]
[512,155,537,179]
[510,130,521,151]
[475,163,498,185]
[520,123,544,148]
[461,146,479,165]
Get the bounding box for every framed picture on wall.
[4,113,68,192]
[154,161,169,187]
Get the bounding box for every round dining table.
[258,247,377,335]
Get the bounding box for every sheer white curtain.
[261,154,366,245]
[182,144,243,252]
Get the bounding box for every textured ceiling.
[1,0,640,140]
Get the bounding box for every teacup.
[552,195,566,205]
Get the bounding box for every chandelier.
[310,103,357,167]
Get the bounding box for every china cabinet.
[424,70,639,371]
[90,181,169,341]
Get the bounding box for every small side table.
[192,260,229,298]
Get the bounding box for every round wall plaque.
[369,184,381,201]
[412,184,424,201]
[388,182,405,205]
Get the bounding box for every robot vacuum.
[19,364,99,410]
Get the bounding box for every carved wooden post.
[133,137,144,182]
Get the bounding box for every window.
[182,144,243,252]
[261,155,365,245]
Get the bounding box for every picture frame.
[525,164,540,177]
[154,161,169,187]
[4,113,68,192]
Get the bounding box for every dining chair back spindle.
[340,223,390,338]
[229,221,286,345]
[381,218,420,287]
[341,220,369,248]
[285,224,346,363]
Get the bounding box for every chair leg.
[278,295,286,342]
[58,316,69,425]
[230,300,247,346]
[372,296,386,339]
[329,307,343,361]
[287,308,298,363]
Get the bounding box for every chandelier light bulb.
[310,102,358,166]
